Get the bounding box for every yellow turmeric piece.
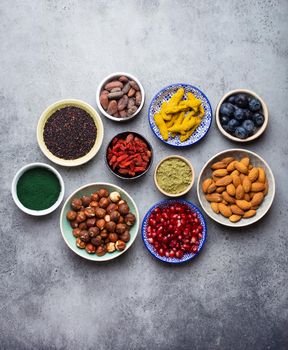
[154,112,169,140]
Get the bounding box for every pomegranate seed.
[169,250,175,258]
[176,250,184,259]
[148,238,154,244]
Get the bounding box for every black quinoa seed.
[43,106,97,160]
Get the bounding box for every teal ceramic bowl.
[60,182,139,261]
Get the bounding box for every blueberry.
[234,126,249,139]
[249,98,261,112]
[234,94,249,108]
[242,119,255,135]
[227,95,236,104]
[220,115,230,125]
[252,112,264,127]
[227,119,240,133]
[220,103,234,118]
[243,109,253,120]
[234,108,246,122]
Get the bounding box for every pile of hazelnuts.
[66,188,136,256]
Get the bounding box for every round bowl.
[96,72,145,122]
[11,162,65,216]
[197,149,275,227]
[154,155,194,197]
[60,182,139,261]
[216,89,269,142]
[37,99,104,167]
[142,199,207,264]
[148,83,212,147]
[105,131,153,180]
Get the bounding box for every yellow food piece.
[154,113,169,140]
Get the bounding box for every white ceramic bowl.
[37,99,104,167]
[11,162,65,216]
[216,89,269,142]
[96,72,145,122]
[197,149,275,227]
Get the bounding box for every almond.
[222,191,236,204]
[232,175,241,188]
[239,173,245,183]
[213,169,228,177]
[248,164,253,170]
[243,209,256,218]
[248,167,259,182]
[242,176,252,193]
[230,170,240,177]
[235,185,244,200]
[218,203,232,218]
[236,200,251,211]
[222,199,228,205]
[222,157,235,165]
[230,205,244,215]
[240,157,250,167]
[227,160,236,172]
[210,202,219,214]
[229,214,242,223]
[251,182,266,192]
[202,178,212,193]
[216,186,226,193]
[211,161,227,170]
[205,193,222,202]
[207,182,217,194]
[215,175,233,187]
[234,161,248,174]
[226,183,236,196]
[244,194,250,202]
[251,192,264,207]
[258,167,266,183]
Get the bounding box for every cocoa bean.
[101,90,109,96]
[119,75,129,83]
[105,81,123,91]
[129,80,140,91]
[127,106,138,116]
[100,94,109,110]
[128,98,135,109]
[128,88,136,97]
[108,91,124,100]
[122,83,130,94]
[107,100,118,115]
[111,87,121,93]
[119,109,127,118]
[117,95,128,111]
[114,112,120,117]
[135,91,142,106]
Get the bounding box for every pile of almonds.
[202,156,268,223]
[100,75,142,118]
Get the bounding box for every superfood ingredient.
[156,157,192,195]
[154,88,205,142]
[43,106,97,160]
[16,167,61,210]
[202,156,268,223]
[145,202,204,259]
[107,133,152,178]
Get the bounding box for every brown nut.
[95,208,106,219]
[119,231,130,243]
[76,237,86,249]
[108,233,118,242]
[91,236,102,246]
[85,243,96,254]
[118,203,130,215]
[124,213,136,226]
[98,189,109,198]
[90,201,99,208]
[91,192,100,201]
[84,207,95,218]
[70,220,79,228]
[88,226,100,238]
[76,211,86,223]
[104,214,111,222]
[110,210,121,222]
[106,221,116,233]
[115,240,126,251]
[71,198,82,210]
[96,245,106,256]
[106,242,116,253]
[66,210,77,221]
[80,230,90,243]
[72,228,82,238]
[85,218,95,228]
[115,223,127,234]
[118,216,124,223]
[106,203,118,214]
[99,197,110,209]
[96,219,106,230]
[79,222,87,230]
[100,229,108,239]
[81,196,91,207]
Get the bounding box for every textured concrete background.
[1,0,288,349]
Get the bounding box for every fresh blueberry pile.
[219,93,265,139]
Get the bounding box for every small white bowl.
[154,155,195,197]
[11,163,65,216]
[216,89,269,142]
[96,72,145,122]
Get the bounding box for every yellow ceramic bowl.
[37,99,104,167]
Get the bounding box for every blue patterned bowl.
[142,199,207,264]
[148,83,213,147]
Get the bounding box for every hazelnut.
[100,229,108,239]
[88,227,99,238]
[70,220,79,228]
[115,240,126,251]
[108,233,118,242]
[84,207,95,218]
[119,231,130,243]
[90,201,99,208]
[95,208,106,219]
[110,210,120,223]
[96,219,106,230]
[118,203,130,215]
[115,223,127,234]
[106,221,116,233]
[81,196,91,207]
[118,199,125,205]
[80,230,90,243]
[79,222,87,230]
[91,192,99,201]
[107,203,118,214]
[98,188,109,198]
[66,210,77,221]
[72,228,82,238]
[91,236,102,246]
[76,237,86,249]
[71,198,82,210]
[96,245,106,256]
[86,218,96,228]
[99,197,110,209]
[76,211,86,223]
[85,243,96,254]
[124,213,136,226]
[104,214,111,222]
[106,242,116,253]
[109,191,121,203]
[118,216,124,223]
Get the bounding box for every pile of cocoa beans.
[100,75,142,118]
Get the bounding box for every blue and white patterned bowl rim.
[141,199,207,264]
[148,83,213,147]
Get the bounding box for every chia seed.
[43,106,97,160]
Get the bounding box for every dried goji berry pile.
[107,133,152,177]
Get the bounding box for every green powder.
[17,167,61,210]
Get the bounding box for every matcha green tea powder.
[17,167,61,210]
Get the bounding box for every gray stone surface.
[1,0,288,349]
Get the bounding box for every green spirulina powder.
[17,167,61,210]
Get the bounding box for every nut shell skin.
[106,242,116,253]
[115,240,126,251]
[85,243,96,254]
[96,246,106,256]
[76,238,86,249]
